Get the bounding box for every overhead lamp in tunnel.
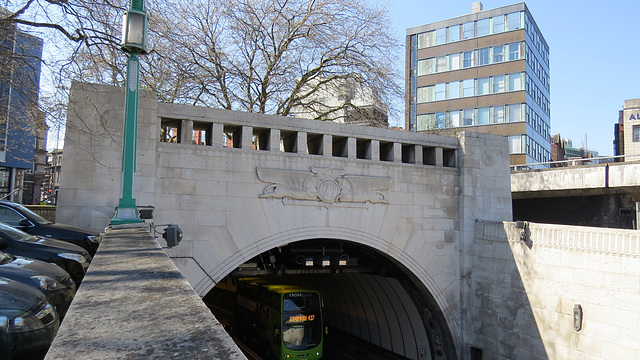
[338,254,349,266]
[322,256,331,267]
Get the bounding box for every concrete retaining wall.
[473,221,640,360]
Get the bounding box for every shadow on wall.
[470,221,548,360]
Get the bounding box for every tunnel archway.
[205,238,457,360]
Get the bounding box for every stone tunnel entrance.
[204,239,456,360]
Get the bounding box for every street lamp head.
[121,9,148,55]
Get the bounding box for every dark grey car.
[0,251,76,318]
[0,201,100,255]
[0,222,91,284]
[0,277,59,360]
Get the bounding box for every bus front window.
[282,292,322,350]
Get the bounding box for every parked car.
[0,222,91,284]
[0,277,59,360]
[0,201,100,255]
[0,251,76,318]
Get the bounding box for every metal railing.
[510,154,640,171]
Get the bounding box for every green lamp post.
[110,0,148,225]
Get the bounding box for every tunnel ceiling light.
[338,254,349,266]
[322,256,330,267]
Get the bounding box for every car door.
[0,235,12,252]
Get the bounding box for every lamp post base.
[110,205,143,225]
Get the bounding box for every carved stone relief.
[257,167,391,204]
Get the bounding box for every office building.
[0,20,45,203]
[406,2,550,166]
[615,98,640,160]
[293,76,389,127]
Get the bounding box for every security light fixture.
[121,9,148,54]
[573,304,583,331]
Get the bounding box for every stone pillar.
[212,123,224,147]
[393,142,402,163]
[269,129,281,152]
[241,126,253,149]
[348,137,357,159]
[371,140,380,161]
[181,119,193,144]
[323,134,332,157]
[297,132,307,154]
[435,147,444,167]
[415,145,423,165]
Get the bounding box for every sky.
[372,0,640,156]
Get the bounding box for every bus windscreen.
[282,292,322,350]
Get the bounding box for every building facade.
[406,2,550,166]
[0,20,45,203]
[615,98,640,159]
[292,76,389,128]
[42,149,63,204]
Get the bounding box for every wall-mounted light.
[516,221,528,242]
[573,304,583,331]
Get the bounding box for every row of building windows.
[525,74,550,117]
[526,136,551,163]
[525,44,549,91]
[524,13,549,66]
[417,72,524,103]
[416,41,523,76]
[417,11,524,49]
[508,135,550,162]
[526,106,550,143]
[416,103,525,131]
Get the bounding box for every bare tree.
[150,0,402,126]
[4,0,402,130]
[1,0,128,146]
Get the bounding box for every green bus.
[235,277,324,360]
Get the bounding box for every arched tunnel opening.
[203,239,456,360]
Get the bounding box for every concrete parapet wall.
[511,161,640,194]
[45,226,246,360]
[472,221,640,359]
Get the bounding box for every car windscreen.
[0,223,39,242]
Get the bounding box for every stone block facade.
[59,82,515,359]
[473,221,640,359]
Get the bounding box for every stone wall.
[473,221,640,360]
[59,82,514,359]
[46,226,246,360]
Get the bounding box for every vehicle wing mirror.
[18,218,32,227]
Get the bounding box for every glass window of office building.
[407,4,550,165]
